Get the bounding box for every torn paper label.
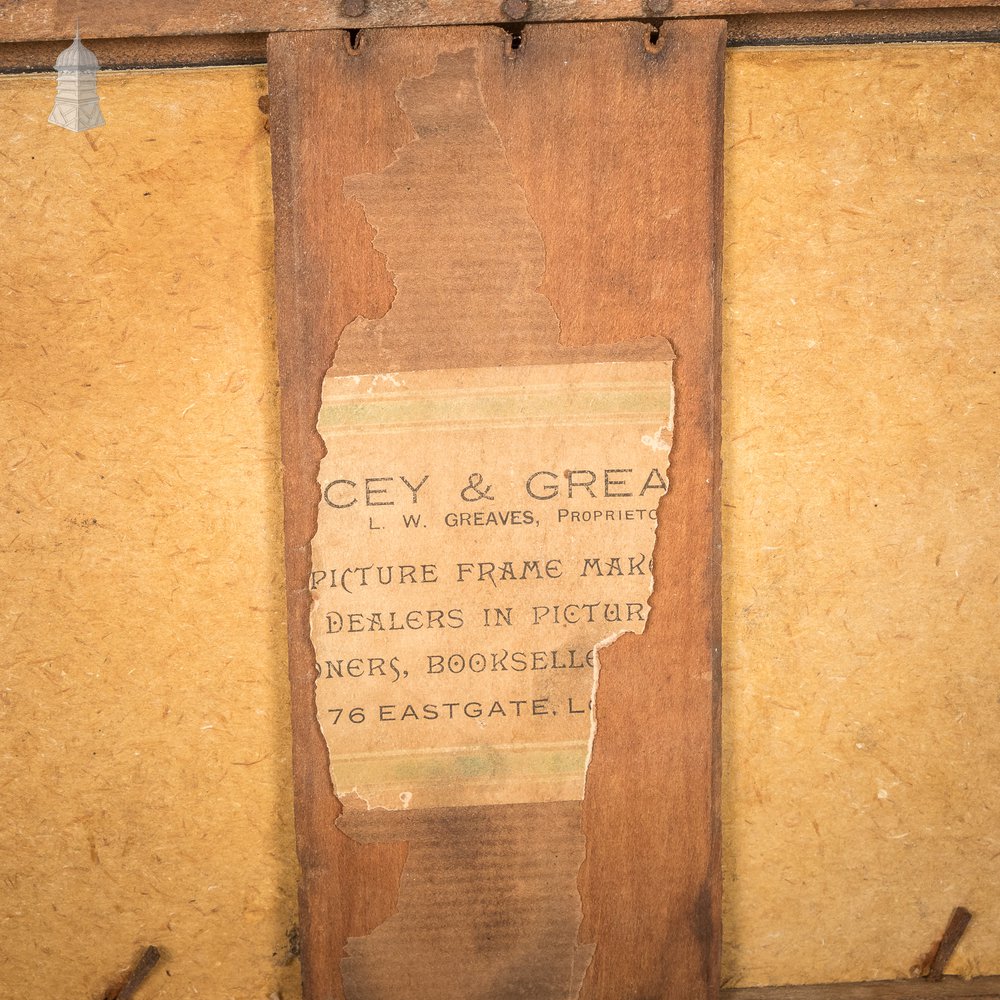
[311,358,673,810]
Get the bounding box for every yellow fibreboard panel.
[723,43,1000,987]
[0,67,299,999]
[0,45,997,997]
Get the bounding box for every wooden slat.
[723,977,1000,999]
[268,18,723,1000]
[3,7,1000,73]
[727,4,1000,41]
[0,33,267,73]
[1,0,998,44]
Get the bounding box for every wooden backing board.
[268,19,723,1000]
[2,0,998,43]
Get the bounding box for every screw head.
[644,0,673,13]
[342,0,366,17]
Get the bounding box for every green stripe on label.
[319,388,669,431]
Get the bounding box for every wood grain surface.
[0,33,268,72]
[268,19,723,1000]
[726,5,1000,40]
[2,0,998,44]
[725,978,1000,999]
[2,8,1000,69]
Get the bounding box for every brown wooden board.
[724,978,1000,1000]
[2,0,998,44]
[726,5,1000,40]
[3,9,1000,73]
[2,8,1000,69]
[6,11,1000,74]
[268,19,723,1000]
[0,33,269,73]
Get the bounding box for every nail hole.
[502,25,525,59]
[345,28,363,53]
[645,24,663,52]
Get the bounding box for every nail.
[500,0,531,20]
[104,946,161,1000]
[926,907,973,982]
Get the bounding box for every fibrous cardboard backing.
[721,42,1000,986]
[0,66,300,1000]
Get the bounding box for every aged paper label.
[311,359,673,810]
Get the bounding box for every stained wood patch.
[268,20,723,1000]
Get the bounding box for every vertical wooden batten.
[267,20,725,999]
